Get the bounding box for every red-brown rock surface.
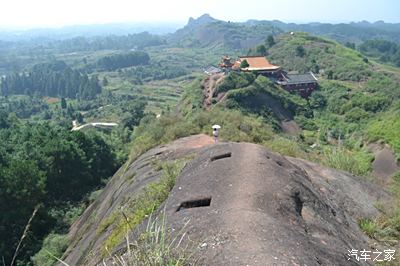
[60,135,390,266]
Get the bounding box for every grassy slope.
[268,32,371,81]
[267,33,400,159]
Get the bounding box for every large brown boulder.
[61,136,390,266]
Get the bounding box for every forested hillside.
[0,61,102,99]
[359,39,400,66]
[262,20,400,44]
[94,51,150,71]
[0,112,119,264]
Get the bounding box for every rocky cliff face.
[169,14,280,49]
[61,135,390,266]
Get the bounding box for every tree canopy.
[0,61,102,100]
[359,39,400,66]
[95,51,150,71]
[0,117,119,264]
[240,59,250,68]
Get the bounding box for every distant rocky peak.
[186,13,218,28]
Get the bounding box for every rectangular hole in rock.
[211,152,232,162]
[292,191,303,217]
[176,197,212,212]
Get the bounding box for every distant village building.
[216,55,318,98]
[276,71,318,98]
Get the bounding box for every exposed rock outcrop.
[369,143,400,182]
[61,135,390,266]
[60,134,215,266]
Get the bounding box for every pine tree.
[61,98,67,109]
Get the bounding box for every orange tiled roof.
[234,56,280,71]
[232,60,241,69]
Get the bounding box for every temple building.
[217,55,318,98]
[276,71,318,98]
[232,56,281,77]
[218,56,234,69]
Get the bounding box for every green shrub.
[359,175,400,245]
[102,160,186,255]
[367,111,400,157]
[195,107,275,143]
[359,218,377,238]
[88,189,103,203]
[31,233,69,266]
[344,107,369,122]
[215,72,255,94]
[322,147,372,176]
[264,137,308,159]
[295,115,318,131]
[129,105,276,166]
[394,172,400,183]
[109,212,192,266]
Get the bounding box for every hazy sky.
[1,0,399,28]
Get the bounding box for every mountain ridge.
[60,135,390,265]
[168,14,400,49]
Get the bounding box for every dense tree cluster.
[0,61,102,99]
[215,72,255,94]
[95,51,150,71]
[0,96,49,118]
[359,40,400,66]
[55,32,165,52]
[0,114,119,265]
[120,100,146,130]
[121,64,187,82]
[266,35,275,47]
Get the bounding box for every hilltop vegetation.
[268,32,371,81]
[202,32,400,175]
[263,20,400,44]
[359,39,400,66]
[252,33,400,163]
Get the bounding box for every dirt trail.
[202,73,225,110]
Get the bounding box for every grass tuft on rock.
[100,160,186,256]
